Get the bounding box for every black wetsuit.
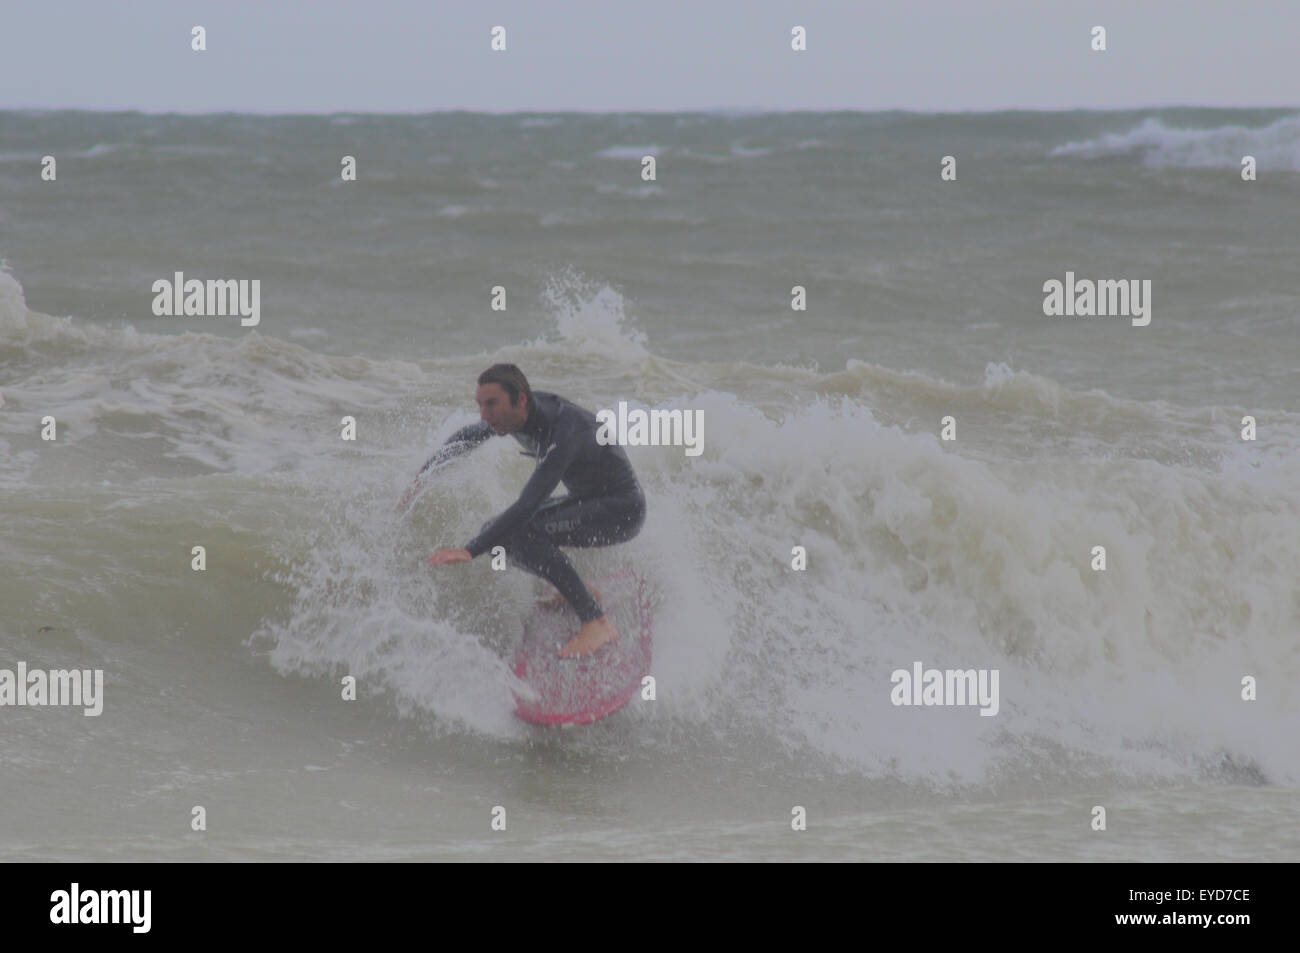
[418,391,645,622]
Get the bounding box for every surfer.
[414,364,645,658]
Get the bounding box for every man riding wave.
[413,364,645,658]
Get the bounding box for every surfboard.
[512,570,653,726]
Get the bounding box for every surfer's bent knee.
[621,494,646,539]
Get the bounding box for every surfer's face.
[476,382,527,435]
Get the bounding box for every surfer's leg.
[537,494,643,657]
[530,492,646,548]
[502,494,645,656]
[504,531,604,621]
[502,533,613,656]
[522,494,643,604]
[538,583,600,609]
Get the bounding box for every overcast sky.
[2,0,1297,113]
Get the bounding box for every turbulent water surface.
[1,109,1298,860]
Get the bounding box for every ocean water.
[1,109,1298,861]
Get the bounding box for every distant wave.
[1050,114,1300,171]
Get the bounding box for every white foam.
[1051,114,1300,171]
[534,267,650,361]
[595,144,662,159]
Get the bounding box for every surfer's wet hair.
[478,363,532,408]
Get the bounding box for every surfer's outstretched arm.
[419,420,494,475]
[397,420,494,512]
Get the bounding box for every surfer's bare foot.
[539,585,601,610]
[559,616,618,658]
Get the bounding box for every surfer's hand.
[427,548,472,567]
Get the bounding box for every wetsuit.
[418,391,645,622]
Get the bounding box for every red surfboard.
[512,570,653,726]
